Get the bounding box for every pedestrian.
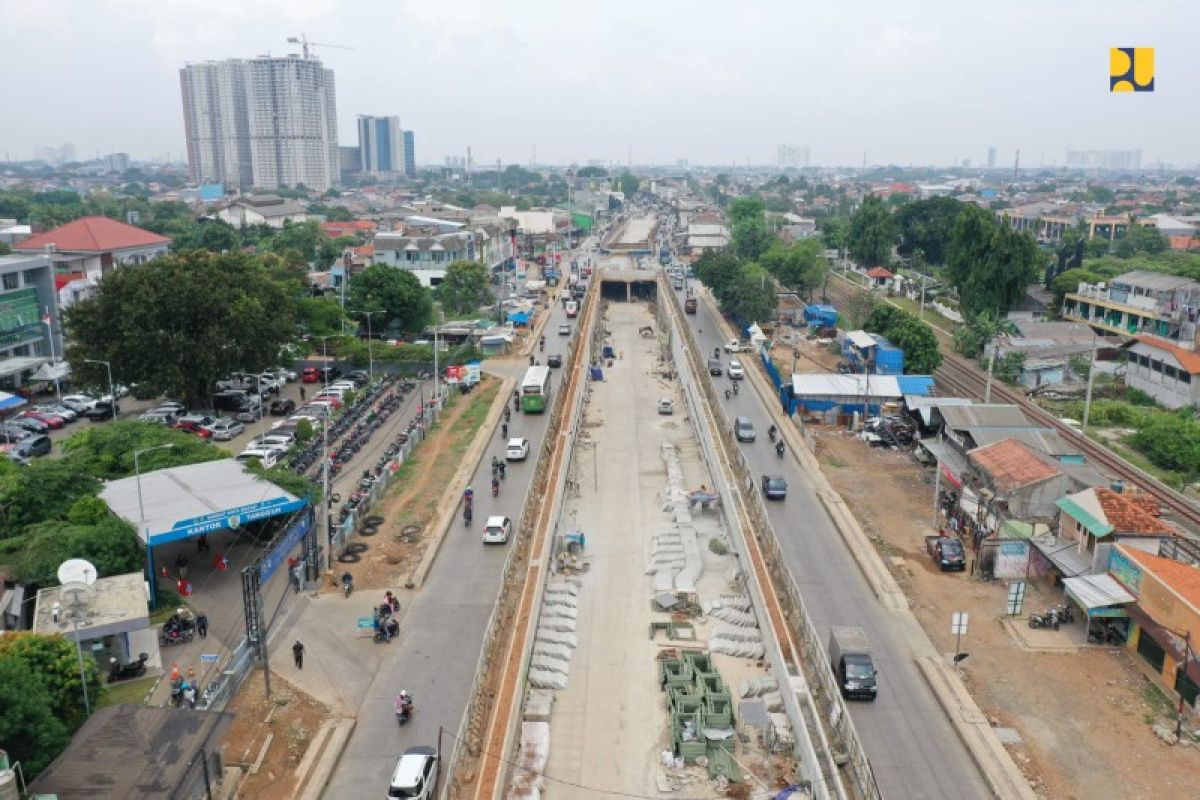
[502,422,509,438]
[196,534,209,554]
[196,612,208,638]
[175,553,189,580]
[299,386,306,401]
[293,639,305,670]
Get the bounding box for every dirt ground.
[220,673,330,800]
[334,376,499,591]
[810,429,1200,799]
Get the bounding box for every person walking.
[292,639,305,670]
[501,422,509,439]
[175,553,189,580]
[195,612,208,638]
[299,386,306,401]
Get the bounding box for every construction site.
[506,289,795,795]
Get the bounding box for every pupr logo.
[1110,48,1154,92]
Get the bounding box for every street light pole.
[348,311,376,382]
[134,444,176,525]
[84,359,116,420]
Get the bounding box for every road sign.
[951,612,969,635]
[200,653,220,664]
[1007,580,1027,616]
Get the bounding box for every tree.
[863,306,943,373]
[59,421,225,480]
[0,654,70,777]
[436,260,492,316]
[821,217,849,252]
[295,296,348,336]
[317,235,357,267]
[0,460,100,533]
[719,263,777,323]
[732,217,772,261]
[848,195,898,267]
[618,172,640,196]
[10,518,142,585]
[844,290,879,329]
[692,250,744,299]
[1087,185,1116,204]
[0,632,103,733]
[728,197,765,226]
[946,206,1041,319]
[760,240,828,300]
[952,309,1017,358]
[348,264,432,335]
[1115,224,1169,258]
[1050,267,1100,308]
[995,351,1027,385]
[894,196,964,265]
[66,251,295,408]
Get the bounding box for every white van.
[236,446,284,469]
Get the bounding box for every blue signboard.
[150,497,307,546]
[259,508,314,583]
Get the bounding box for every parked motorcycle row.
[1028,602,1076,630]
[288,376,416,477]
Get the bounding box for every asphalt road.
[324,285,580,797]
[682,281,991,799]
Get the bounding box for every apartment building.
[1062,270,1200,344]
[0,254,62,391]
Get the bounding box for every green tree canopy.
[759,240,828,300]
[947,205,1041,319]
[59,421,225,480]
[0,459,101,531]
[576,166,608,178]
[436,260,493,316]
[348,264,433,335]
[894,196,964,265]
[692,250,745,299]
[0,632,104,733]
[863,306,943,373]
[728,197,765,226]
[295,296,349,337]
[0,653,70,777]
[66,251,296,408]
[732,217,772,261]
[719,262,778,323]
[848,195,898,267]
[820,217,849,251]
[1115,224,1169,258]
[618,172,640,196]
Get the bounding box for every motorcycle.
[492,479,500,497]
[160,626,194,646]
[732,382,739,396]
[395,695,414,726]
[107,653,148,683]
[724,388,732,400]
[464,504,473,526]
[1028,608,1060,630]
[775,441,785,458]
[342,573,354,598]
[768,426,777,442]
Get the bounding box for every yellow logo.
[1110,48,1154,92]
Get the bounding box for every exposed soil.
[343,376,500,591]
[812,428,1200,799]
[221,673,330,800]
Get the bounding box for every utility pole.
[1177,629,1192,741]
[1081,334,1098,433]
[983,343,998,403]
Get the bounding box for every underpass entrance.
[598,269,658,302]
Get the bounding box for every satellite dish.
[58,559,98,586]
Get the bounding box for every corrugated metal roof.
[1063,573,1135,609]
[895,375,935,395]
[938,404,1033,431]
[845,330,877,349]
[969,428,1078,457]
[1057,493,1114,538]
[791,373,902,398]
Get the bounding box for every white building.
[1123,335,1200,409]
[217,195,310,229]
[372,231,476,287]
[180,54,339,191]
[357,115,405,177]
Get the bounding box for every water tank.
[1110,480,1125,493]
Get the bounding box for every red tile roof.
[1168,235,1200,251]
[1095,488,1174,536]
[968,438,1061,492]
[1133,334,1200,375]
[15,216,170,253]
[865,267,894,279]
[321,220,377,238]
[1118,545,1200,611]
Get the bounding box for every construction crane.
[287,34,354,59]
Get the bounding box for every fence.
[442,282,601,797]
[666,281,881,800]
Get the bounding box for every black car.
[11,416,48,433]
[547,354,562,368]
[347,370,370,387]
[83,401,120,421]
[761,475,788,500]
[269,398,296,416]
[14,434,51,458]
[708,358,723,377]
[318,365,342,382]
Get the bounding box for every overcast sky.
[2,0,1197,168]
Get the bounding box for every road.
[324,277,581,797]
[681,280,991,799]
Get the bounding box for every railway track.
[822,273,1200,531]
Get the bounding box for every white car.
[236,445,285,468]
[657,398,674,415]
[505,437,530,461]
[138,409,178,425]
[483,515,512,545]
[275,366,298,382]
[727,359,745,380]
[252,431,295,450]
[34,403,77,421]
[388,746,438,799]
[558,324,571,336]
[61,394,98,412]
[724,340,747,353]
[203,419,245,441]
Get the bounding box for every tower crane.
[287,34,354,59]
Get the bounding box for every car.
[273,366,298,382]
[21,410,65,429]
[213,390,256,413]
[347,370,370,387]
[316,365,342,382]
[707,358,723,377]
[203,419,245,441]
[387,745,438,799]
[724,340,747,353]
[138,409,179,425]
[269,398,296,416]
[483,515,512,545]
[61,394,98,412]
[299,402,335,418]
[34,403,77,422]
[253,431,295,450]
[558,323,570,335]
[658,398,674,415]
[0,427,30,444]
[727,359,745,380]
[234,406,263,423]
[236,446,284,468]
[254,373,282,393]
[4,450,29,467]
[546,354,562,368]
[154,401,187,416]
[312,394,344,410]
[301,367,320,383]
[761,474,788,500]
[734,416,756,443]
[11,415,49,433]
[505,437,530,461]
[173,419,214,438]
[14,434,51,458]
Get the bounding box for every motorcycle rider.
[776,440,786,457]
[492,476,500,496]
[341,571,354,595]
[396,690,413,719]
[463,486,474,505]
[768,424,777,441]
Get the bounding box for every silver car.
[203,419,245,441]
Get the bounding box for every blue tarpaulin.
[0,392,26,411]
[507,311,531,325]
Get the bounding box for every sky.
[2,0,1198,168]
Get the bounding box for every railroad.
[821,272,1200,532]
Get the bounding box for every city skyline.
[0,1,1196,169]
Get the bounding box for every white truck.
[829,626,878,701]
[723,339,749,353]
